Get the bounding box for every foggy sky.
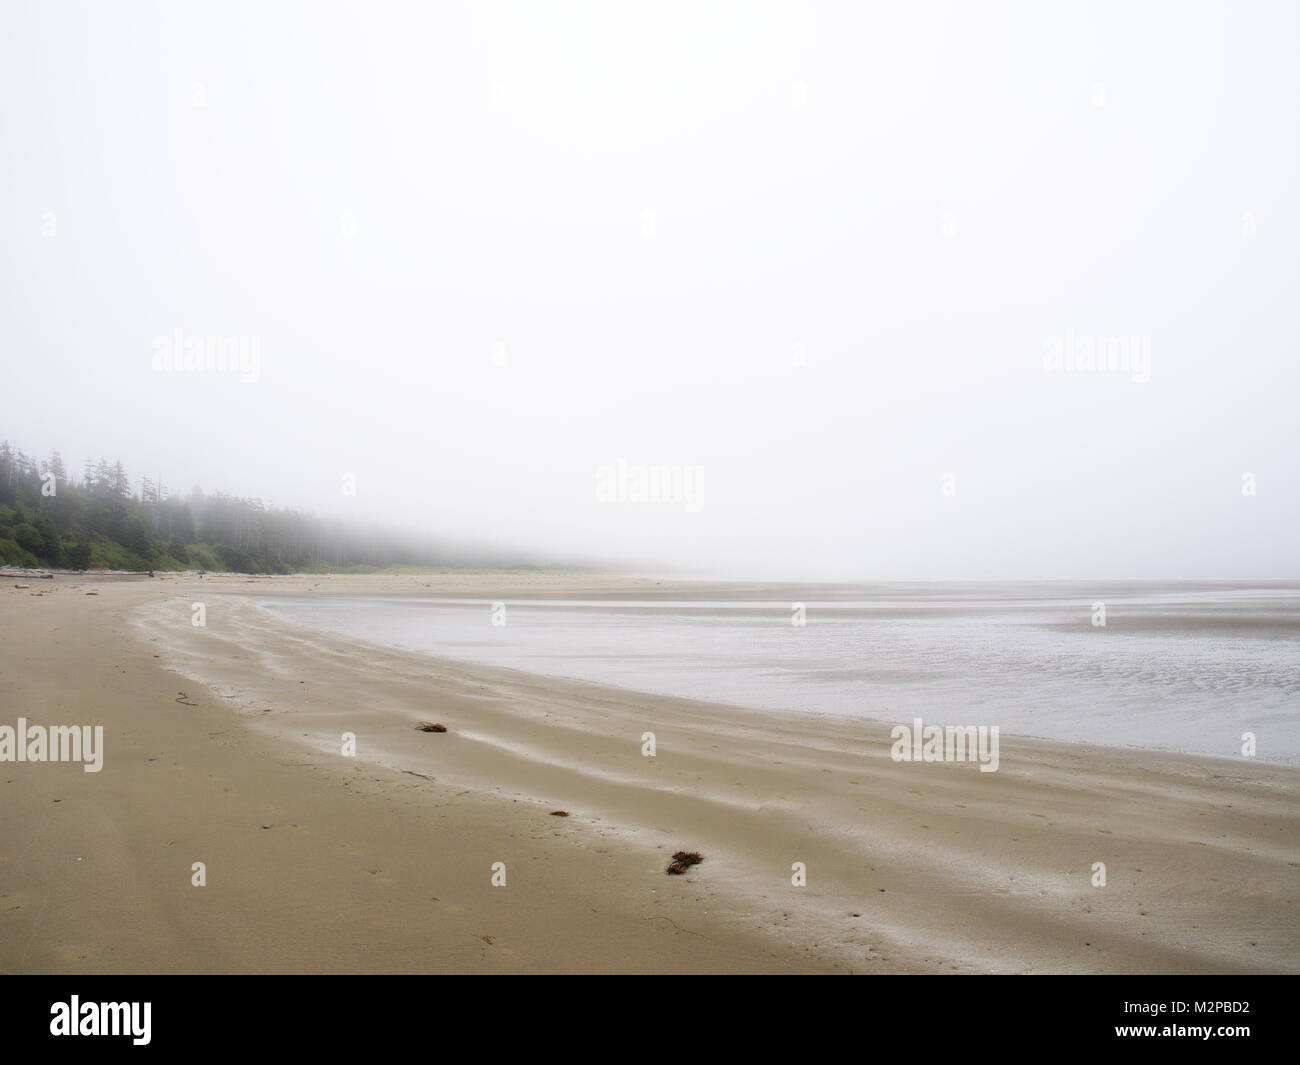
[2,1,1297,579]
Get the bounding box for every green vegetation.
[0,441,473,574]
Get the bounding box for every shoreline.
[2,573,1297,973]
[249,575,1300,769]
[256,594,1295,770]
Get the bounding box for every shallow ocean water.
[261,582,1300,764]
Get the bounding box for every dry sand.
[1,572,1296,973]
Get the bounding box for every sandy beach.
[1,572,1296,974]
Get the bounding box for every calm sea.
[260,581,1300,764]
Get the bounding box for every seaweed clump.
[666,850,704,875]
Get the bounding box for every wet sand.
[1,572,1296,973]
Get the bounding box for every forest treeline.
[0,440,490,573]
